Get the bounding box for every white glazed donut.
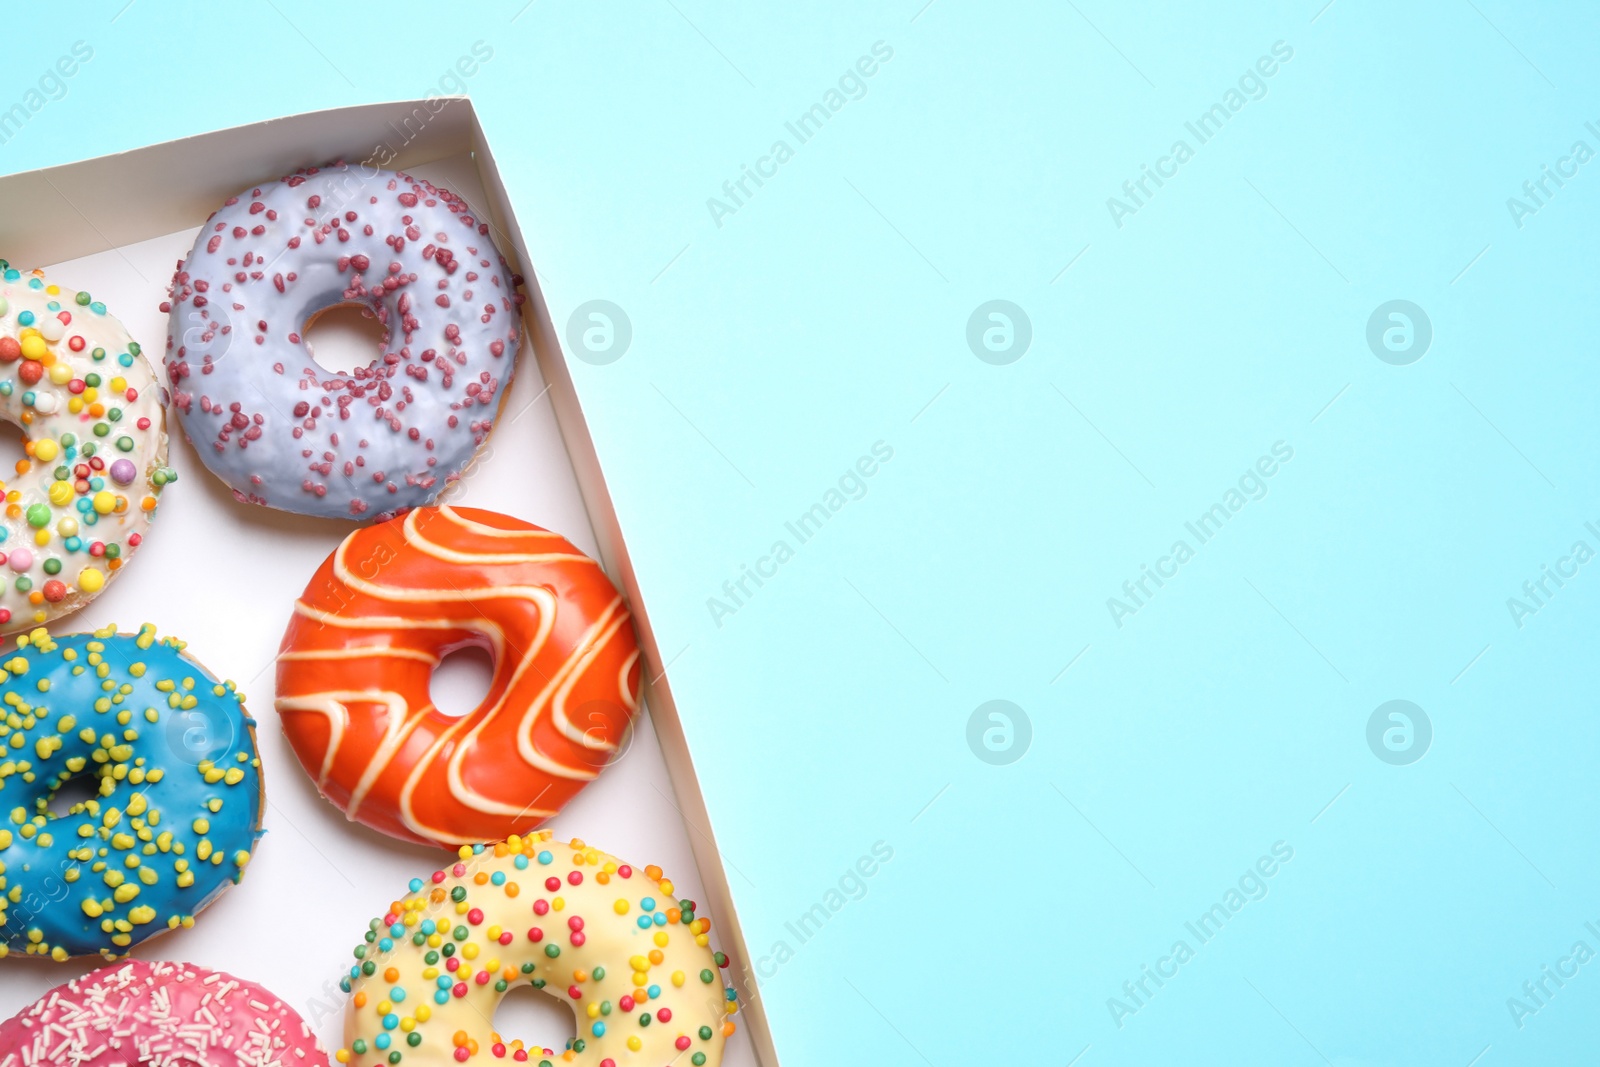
[162,163,524,520]
[0,263,171,631]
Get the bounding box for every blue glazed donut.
[162,163,525,520]
[0,624,263,961]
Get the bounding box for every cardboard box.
[0,97,770,1066]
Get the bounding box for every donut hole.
[0,422,29,478]
[45,770,104,818]
[302,301,387,375]
[430,644,496,719]
[491,983,576,1059]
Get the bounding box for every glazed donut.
[0,263,172,632]
[162,163,524,519]
[277,506,640,848]
[336,832,736,1066]
[0,624,263,961]
[0,958,330,1066]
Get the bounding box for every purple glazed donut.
[162,163,525,519]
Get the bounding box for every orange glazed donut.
[276,506,641,847]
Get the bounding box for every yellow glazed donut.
[337,832,738,1067]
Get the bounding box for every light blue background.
[9,2,1600,1063]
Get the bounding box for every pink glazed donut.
[162,163,525,520]
[0,958,330,1067]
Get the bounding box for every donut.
[0,263,172,632]
[336,832,737,1066]
[277,506,640,848]
[0,624,263,961]
[161,163,525,519]
[0,958,330,1066]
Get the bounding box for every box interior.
[0,97,767,1066]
